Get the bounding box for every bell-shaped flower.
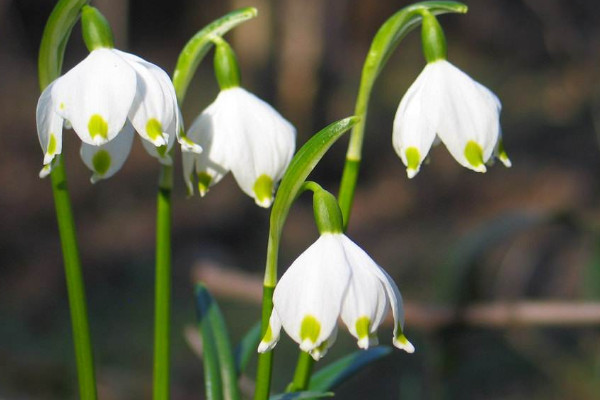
[392,10,510,178]
[183,87,296,207]
[258,233,414,360]
[392,59,510,178]
[36,47,198,182]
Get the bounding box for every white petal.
[273,234,351,352]
[257,309,282,353]
[427,60,500,172]
[80,122,135,183]
[392,68,437,179]
[338,235,389,349]
[140,113,176,166]
[308,325,338,361]
[36,81,64,175]
[52,48,137,145]
[115,50,177,147]
[184,95,235,194]
[223,88,296,205]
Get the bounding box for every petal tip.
[393,335,415,354]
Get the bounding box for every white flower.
[182,87,296,207]
[392,59,510,178]
[36,48,198,182]
[258,233,414,360]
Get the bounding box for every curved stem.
[51,156,97,400]
[153,164,173,400]
[336,1,467,230]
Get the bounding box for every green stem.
[336,1,467,230]
[39,0,96,398]
[287,352,315,392]
[254,284,275,400]
[51,156,97,400]
[153,165,173,400]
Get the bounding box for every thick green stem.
[287,352,315,392]
[39,0,96,398]
[254,284,275,400]
[153,165,173,400]
[51,156,97,400]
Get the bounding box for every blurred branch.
[194,261,600,330]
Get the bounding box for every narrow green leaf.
[195,283,241,400]
[309,347,392,392]
[234,321,261,375]
[38,0,90,90]
[172,7,258,103]
[270,117,359,237]
[263,116,359,287]
[269,391,334,400]
[195,284,224,400]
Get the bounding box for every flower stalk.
[336,1,468,230]
[38,0,96,398]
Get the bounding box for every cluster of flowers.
[36,9,507,358]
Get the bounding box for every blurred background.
[2,0,600,398]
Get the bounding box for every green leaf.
[38,0,90,90]
[269,391,334,400]
[195,283,241,400]
[263,116,359,286]
[172,7,258,103]
[234,321,261,375]
[309,346,392,392]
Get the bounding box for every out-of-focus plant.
[35,0,513,399]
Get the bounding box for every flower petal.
[80,122,135,183]
[426,60,500,172]
[257,309,282,353]
[52,48,136,145]
[224,88,296,206]
[184,94,235,195]
[392,68,437,178]
[273,234,351,352]
[115,50,177,147]
[36,81,64,176]
[338,235,389,349]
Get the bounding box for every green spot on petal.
[355,316,371,340]
[156,145,167,157]
[405,147,421,171]
[146,118,162,141]
[253,174,274,207]
[197,172,212,196]
[47,134,57,155]
[497,139,512,167]
[464,140,484,169]
[88,114,108,141]
[59,102,65,110]
[92,150,111,176]
[263,324,273,343]
[300,315,321,345]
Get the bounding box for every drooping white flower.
[258,233,414,360]
[392,59,510,178]
[36,47,199,182]
[183,87,296,207]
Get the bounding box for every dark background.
[1,0,600,398]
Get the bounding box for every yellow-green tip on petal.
[257,324,277,353]
[355,316,371,349]
[464,141,487,172]
[197,172,212,197]
[393,334,415,354]
[146,118,167,146]
[405,147,421,179]
[497,139,512,167]
[253,174,274,208]
[299,315,321,352]
[91,150,111,183]
[88,114,108,143]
